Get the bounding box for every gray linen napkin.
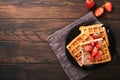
[47,12,98,80]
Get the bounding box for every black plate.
[65,21,115,71]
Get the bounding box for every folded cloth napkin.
[47,12,98,80]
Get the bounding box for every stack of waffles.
[66,24,111,66]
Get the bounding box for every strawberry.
[83,44,93,52]
[89,55,95,61]
[95,7,104,17]
[92,33,101,39]
[90,42,95,47]
[95,50,102,59]
[104,1,113,12]
[86,0,95,9]
[95,41,101,49]
[91,47,98,57]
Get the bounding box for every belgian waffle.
[66,24,111,66]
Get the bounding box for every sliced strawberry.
[104,1,112,12]
[92,34,95,39]
[83,44,93,52]
[95,7,104,17]
[92,33,101,39]
[95,50,102,59]
[95,41,101,49]
[89,55,95,61]
[90,42,95,47]
[91,47,98,57]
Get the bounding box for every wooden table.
[0,0,119,80]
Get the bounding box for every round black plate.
[65,21,115,71]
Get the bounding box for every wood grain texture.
[0,0,119,18]
[0,19,119,41]
[0,41,59,63]
[0,0,87,18]
[0,64,68,80]
[0,19,75,41]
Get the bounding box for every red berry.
[95,42,101,49]
[83,44,93,52]
[104,2,113,12]
[90,42,95,47]
[86,0,95,9]
[92,33,101,39]
[95,7,104,17]
[95,50,102,59]
[91,47,98,57]
[89,55,95,61]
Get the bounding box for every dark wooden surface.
[0,0,119,80]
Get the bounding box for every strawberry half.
[95,41,101,49]
[95,50,102,59]
[90,42,95,47]
[83,44,93,52]
[104,1,113,12]
[89,55,95,61]
[95,7,104,17]
[91,47,98,57]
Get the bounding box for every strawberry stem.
[90,0,94,2]
[101,5,104,8]
[104,0,109,3]
[96,32,101,36]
